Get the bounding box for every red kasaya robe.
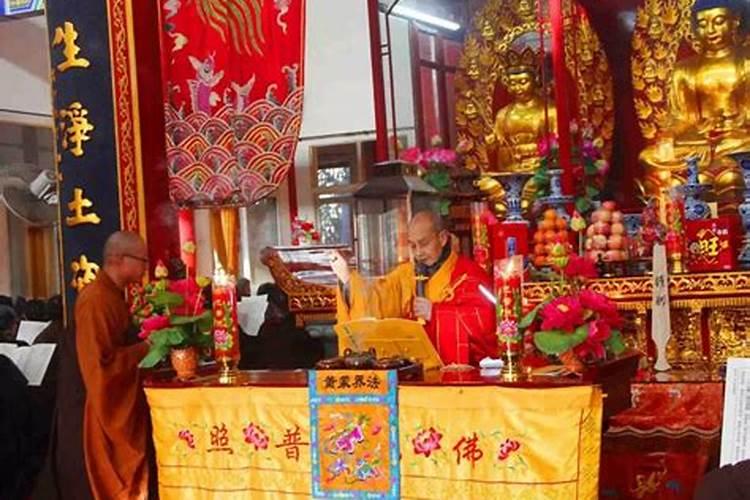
[336,251,497,365]
[75,271,150,500]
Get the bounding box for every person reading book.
[330,210,497,366]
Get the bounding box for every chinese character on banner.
[66,188,101,226]
[275,425,309,462]
[58,102,94,157]
[208,423,234,454]
[453,432,484,467]
[366,374,381,390]
[52,21,90,72]
[70,255,99,292]
[338,375,351,389]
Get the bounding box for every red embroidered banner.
[160,0,305,207]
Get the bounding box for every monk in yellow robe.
[76,231,150,500]
[331,211,497,366]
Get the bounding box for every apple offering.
[584,201,628,263]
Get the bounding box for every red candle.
[212,267,240,367]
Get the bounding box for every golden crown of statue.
[500,45,542,75]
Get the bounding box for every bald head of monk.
[408,211,450,266]
[102,231,148,288]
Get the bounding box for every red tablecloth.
[600,376,723,499]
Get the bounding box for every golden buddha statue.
[478,39,556,213]
[640,0,750,208]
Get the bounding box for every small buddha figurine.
[478,39,556,214]
[640,0,750,209]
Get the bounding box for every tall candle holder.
[728,152,750,268]
[494,255,525,382]
[212,260,240,384]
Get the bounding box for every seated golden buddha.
[640,0,750,208]
[478,41,556,213]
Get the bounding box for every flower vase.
[170,346,198,380]
[681,155,711,221]
[728,152,750,268]
[540,169,574,221]
[496,172,533,223]
[559,350,584,374]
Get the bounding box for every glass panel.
[317,201,352,245]
[418,31,436,62]
[316,165,352,188]
[420,66,442,146]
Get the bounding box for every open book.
[334,318,444,372]
[0,343,56,386]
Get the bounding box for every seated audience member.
[14,296,28,319]
[237,278,252,299]
[25,299,48,322]
[0,353,36,499]
[0,294,12,307]
[695,460,750,500]
[32,321,93,500]
[239,283,325,370]
[0,305,18,342]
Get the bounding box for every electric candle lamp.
[212,255,240,384]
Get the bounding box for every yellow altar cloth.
[145,383,602,499]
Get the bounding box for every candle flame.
[213,251,231,286]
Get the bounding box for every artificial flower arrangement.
[131,261,213,371]
[533,121,609,215]
[400,137,458,216]
[519,246,626,371]
[291,216,321,245]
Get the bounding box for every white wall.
[294,1,417,224]
[0,15,53,127]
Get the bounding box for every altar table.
[144,370,603,499]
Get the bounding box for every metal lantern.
[353,160,440,276]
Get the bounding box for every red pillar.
[549,0,574,197]
[367,0,389,162]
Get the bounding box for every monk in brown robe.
[76,231,150,500]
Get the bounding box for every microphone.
[415,262,428,297]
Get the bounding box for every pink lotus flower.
[538,134,559,157]
[243,423,269,450]
[540,296,584,332]
[497,438,521,461]
[214,329,229,346]
[423,148,457,166]
[413,427,443,458]
[138,315,170,340]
